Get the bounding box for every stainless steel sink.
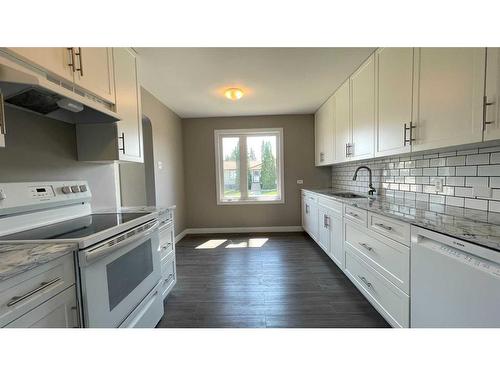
[328,192,365,199]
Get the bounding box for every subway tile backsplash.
[331,145,500,213]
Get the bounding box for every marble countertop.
[303,188,500,251]
[0,243,77,282]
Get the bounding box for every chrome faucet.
[352,165,376,196]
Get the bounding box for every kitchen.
[1,2,499,374]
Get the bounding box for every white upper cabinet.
[113,48,143,162]
[314,94,335,166]
[350,54,375,160]
[334,80,351,163]
[72,48,115,103]
[484,48,500,141]
[6,47,75,82]
[411,48,485,152]
[375,48,413,157]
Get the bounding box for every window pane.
[222,137,241,199]
[247,135,278,199]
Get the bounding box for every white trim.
[175,229,188,243]
[182,226,303,235]
[214,128,285,205]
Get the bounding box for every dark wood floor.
[157,232,390,328]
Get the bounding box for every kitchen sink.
[328,192,365,199]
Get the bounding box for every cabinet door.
[0,91,5,148]
[329,214,343,269]
[308,201,319,241]
[314,96,335,166]
[334,80,351,163]
[484,48,500,141]
[6,47,75,82]
[5,287,78,328]
[317,206,330,252]
[350,54,375,160]
[113,48,143,162]
[375,48,413,157]
[412,48,485,152]
[73,48,115,103]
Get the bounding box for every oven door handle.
[82,221,159,265]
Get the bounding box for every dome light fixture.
[224,88,244,101]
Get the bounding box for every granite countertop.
[0,243,77,282]
[303,188,500,251]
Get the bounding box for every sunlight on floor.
[195,238,269,249]
[195,239,227,249]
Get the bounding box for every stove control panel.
[0,181,92,215]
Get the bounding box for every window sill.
[217,198,285,206]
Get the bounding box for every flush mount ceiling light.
[224,88,244,101]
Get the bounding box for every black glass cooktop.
[0,213,149,241]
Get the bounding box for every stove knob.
[62,186,72,194]
[71,185,80,193]
[79,185,87,192]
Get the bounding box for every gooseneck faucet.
[352,165,376,196]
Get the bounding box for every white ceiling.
[136,48,375,119]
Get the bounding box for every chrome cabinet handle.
[359,242,374,252]
[319,152,324,162]
[305,204,309,214]
[404,122,416,145]
[67,48,76,72]
[0,92,6,137]
[118,132,125,154]
[358,275,372,288]
[7,277,62,307]
[323,214,330,228]
[375,223,393,231]
[75,47,84,76]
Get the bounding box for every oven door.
[78,220,162,328]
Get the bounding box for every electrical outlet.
[297,179,304,185]
[157,161,163,170]
[434,178,444,193]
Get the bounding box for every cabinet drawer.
[5,286,78,328]
[368,212,410,245]
[344,221,409,294]
[343,205,367,226]
[318,196,343,216]
[0,253,75,327]
[303,191,319,203]
[160,252,176,299]
[345,250,409,328]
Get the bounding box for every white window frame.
[214,128,284,205]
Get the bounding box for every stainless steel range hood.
[0,57,121,124]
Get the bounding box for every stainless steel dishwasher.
[410,226,500,328]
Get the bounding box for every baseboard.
[183,226,303,235]
[175,229,189,243]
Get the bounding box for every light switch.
[434,178,444,193]
[297,179,304,185]
[157,161,163,170]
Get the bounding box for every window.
[215,128,284,204]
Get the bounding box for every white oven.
[78,219,163,328]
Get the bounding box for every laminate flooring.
[156,232,389,328]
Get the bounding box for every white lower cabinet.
[158,216,177,300]
[5,287,78,328]
[301,191,319,241]
[301,190,411,327]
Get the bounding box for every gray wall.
[141,88,186,234]
[331,143,500,212]
[0,107,119,208]
[182,114,331,228]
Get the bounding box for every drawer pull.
[348,212,359,218]
[358,275,372,288]
[6,277,62,307]
[375,223,393,231]
[164,273,174,284]
[359,242,374,252]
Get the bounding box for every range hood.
[0,59,121,124]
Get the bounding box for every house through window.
[215,128,284,204]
